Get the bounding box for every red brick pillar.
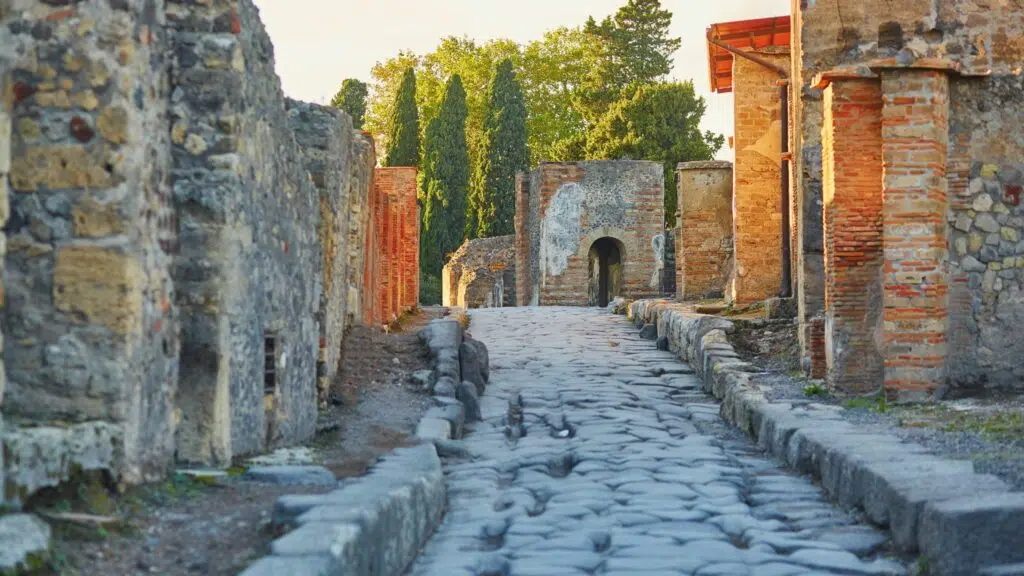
[514,172,531,306]
[404,191,419,310]
[880,69,950,399]
[822,78,885,392]
[390,197,400,319]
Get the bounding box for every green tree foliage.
[474,59,530,238]
[586,81,724,228]
[384,68,421,167]
[330,79,368,129]
[420,75,470,278]
[579,0,681,122]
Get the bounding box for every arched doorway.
[588,237,624,307]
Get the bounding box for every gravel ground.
[729,318,1024,491]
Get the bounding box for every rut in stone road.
[409,307,909,576]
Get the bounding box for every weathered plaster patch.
[540,182,584,281]
[650,233,666,288]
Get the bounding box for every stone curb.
[629,299,1024,576]
[239,444,445,576]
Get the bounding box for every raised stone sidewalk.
[630,299,1024,576]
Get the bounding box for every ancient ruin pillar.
[676,161,733,301]
[880,69,950,399]
[514,172,531,306]
[821,77,885,392]
[0,92,9,501]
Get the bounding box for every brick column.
[676,161,733,301]
[822,78,885,392]
[880,70,950,399]
[514,172,531,306]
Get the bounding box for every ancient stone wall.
[731,52,788,306]
[800,0,1024,396]
[442,235,515,309]
[286,100,353,405]
[676,161,733,301]
[946,74,1024,393]
[514,171,533,306]
[346,132,375,329]
[168,0,321,463]
[518,161,664,306]
[0,0,403,505]
[2,0,179,498]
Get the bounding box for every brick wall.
[880,70,950,399]
[514,172,532,306]
[346,133,375,329]
[524,161,664,306]
[732,53,788,305]
[822,78,885,393]
[676,161,733,301]
[374,167,419,323]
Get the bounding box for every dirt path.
[47,308,440,576]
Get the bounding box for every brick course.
[676,161,733,300]
[822,78,885,393]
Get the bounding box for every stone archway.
[588,237,624,307]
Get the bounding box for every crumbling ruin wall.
[676,161,733,301]
[442,235,515,309]
[346,132,375,329]
[167,0,321,463]
[1,0,179,500]
[519,161,664,306]
[286,100,353,405]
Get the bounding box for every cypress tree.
[420,75,470,277]
[477,59,530,238]
[384,68,420,167]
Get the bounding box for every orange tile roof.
[707,16,791,94]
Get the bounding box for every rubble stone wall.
[2,0,180,496]
[286,100,353,405]
[0,0,404,506]
[442,235,515,309]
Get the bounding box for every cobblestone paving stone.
[409,308,909,576]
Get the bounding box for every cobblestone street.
[410,308,908,576]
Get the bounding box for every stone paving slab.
[408,307,909,576]
[631,299,1024,575]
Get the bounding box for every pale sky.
[251,0,789,160]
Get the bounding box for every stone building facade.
[793,0,1024,398]
[675,161,733,301]
[515,161,665,307]
[442,235,515,309]
[0,0,415,508]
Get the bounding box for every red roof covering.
[707,16,791,94]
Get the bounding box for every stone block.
[980,564,1024,576]
[433,376,458,398]
[457,381,482,422]
[0,514,51,573]
[415,417,452,442]
[238,556,332,576]
[919,493,1024,576]
[243,466,338,486]
[460,340,487,394]
[427,400,465,439]
[53,245,143,334]
[639,323,658,340]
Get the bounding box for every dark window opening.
[264,333,277,394]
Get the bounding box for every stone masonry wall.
[732,52,788,305]
[946,75,1024,393]
[2,0,179,498]
[167,0,321,463]
[676,161,733,301]
[822,78,884,393]
[286,100,353,406]
[524,161,664,306]
[798,0,1024,395]
[346,132,374,329]
[442,235,515,309]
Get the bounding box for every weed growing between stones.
[843,394,890,413]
